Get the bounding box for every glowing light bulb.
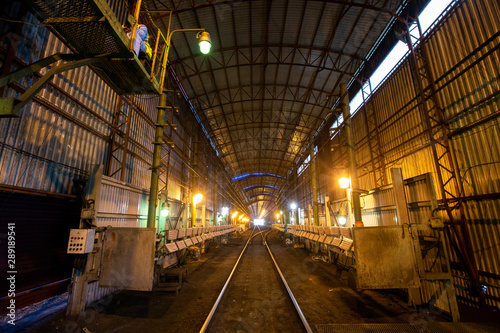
[193,193,203,205]
[199,40,211,54]
[339,177,350,189]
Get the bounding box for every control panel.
[67,229,95,254]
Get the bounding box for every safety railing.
[127,0,170,86]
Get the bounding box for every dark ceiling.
[144,0,420,218]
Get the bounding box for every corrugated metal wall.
[0,2,232,311]
[97,176,149,228]
[295,0,500,311]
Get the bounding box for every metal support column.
[191,134,198,228]
[309,136,319,226]
[405,18,479,291]
[213,169,218,224]
[201,204,206,227]
[146,12,206,231]
[340,83,362,224]
[361,80,387,187]
[147,92,167,229]
[325,196,332,227]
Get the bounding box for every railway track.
[199,226,313,333]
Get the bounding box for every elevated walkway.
[30,0,160,94]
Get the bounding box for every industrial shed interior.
[1,0,499,332]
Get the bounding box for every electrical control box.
[67,229,95,254]
[429,217,444,229]
[80,208,94,219]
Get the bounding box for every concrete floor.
[10,228,500,333]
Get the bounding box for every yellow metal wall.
[306,0,500,309]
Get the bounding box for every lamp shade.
[197,31,212,54]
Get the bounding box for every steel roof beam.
[187,83,338,108]
[170,43,363,66]
[175,61,356,86]
[212,120,317,135]
[243,185,280,192]
[222,156,294,167]
[153,0,402,23]
[216,135,305,150]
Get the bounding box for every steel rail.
[263,230,313,333]
[199,227,263,333]
[199,227,312,333]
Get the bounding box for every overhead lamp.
[160,202,169,217]
[222,207,229,216]
[290,203,297,210]
[193,193,203,205]
[197,31,212,54]
[276,213,280,219]
[339,177,350,189]
[338,209,347,226]
[232,211,239,219]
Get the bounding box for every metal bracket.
[0,53,110,117]
[0,53,87,89]
[0,97,20,118]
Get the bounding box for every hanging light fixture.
[197,31,212,54]
[193,193,203,205]
[160,202,169,217]
[339,177,350,189]
[338,209,347,226]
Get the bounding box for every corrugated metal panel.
[85,281,115,308]
[1,3,232,312]
[85,175,150,307]
[0,100,107,193]
[420,0,500,309]
[96,176,149,228]
[322,0,500,310]
[1,29,115,194]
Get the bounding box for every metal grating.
[316,323,499,333]
[33,0,126,54]
[32,0,160,94]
